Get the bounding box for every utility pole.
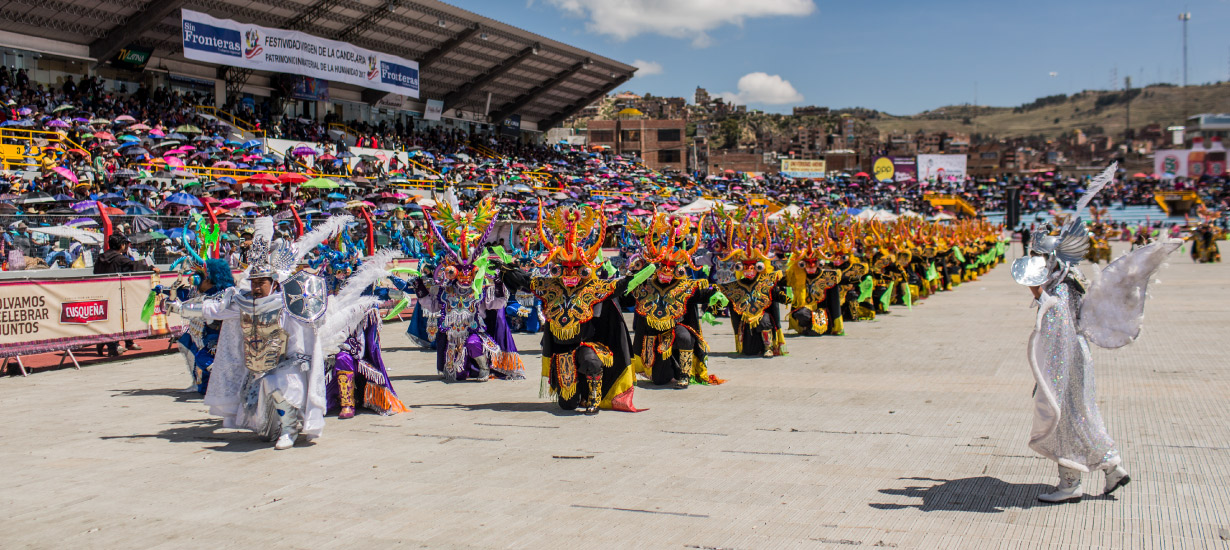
[1124,76,1132,159]
[1179,11,1191,123]
[1179,12,1190,87]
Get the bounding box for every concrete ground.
[2,243,1228,549]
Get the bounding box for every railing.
[1153,190,1203,216]
[194,105,265,140]
[328,123,359,141]
[0,128,94,171]
[469,143,501,160]
[136,163,321,182]
[925,193,978,217]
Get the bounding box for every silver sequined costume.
[1027,274,1118,472]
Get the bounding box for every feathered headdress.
[247,214,353,282]
[535,204,606,269]
[423,192,499,268]
[1029,162,1116,265]
[317,248,397,358]
[640,213,703,270]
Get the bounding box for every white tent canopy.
[854,209,898,222]
[767,204,803,220]
[674,198,736,215]
[29,226,104,245]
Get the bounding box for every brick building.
[709,151,775,174]
[587,119,687,172]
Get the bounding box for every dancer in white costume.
[170,216,351,450]
[1012,163,1180,503]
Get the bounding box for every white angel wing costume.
[1020,162,1182,472]
[1078,239,1182,349]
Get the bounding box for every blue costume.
[503,227,545,333]
[175,259,235,394]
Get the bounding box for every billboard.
[0,273,177,357]
[780,159,826,178]
[181,9,420,98]
[917,154,967,182]
[1152,149,1188,178]
[423,99,444,121]
[872,156,917,183]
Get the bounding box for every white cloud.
[631,59,664,77]
[717,72,804,105]
[544,0,816,47]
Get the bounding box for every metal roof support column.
[89,0,186,65]
[488,59,588,125]
[538,73,631,129]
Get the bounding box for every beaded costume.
[522,204,639,414]
[416,192,523,382]
[1012,163,1179,502]
[623,213,721,388]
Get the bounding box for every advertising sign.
[501,114,521,137]
[423,99,444,121]
[872,156,917,183]
[1153,149,1188,178]
[113,46,152,70]
[181,9,420,98]
[917,154,968,182]
[780,159,826,179]
[0,274,176,357]
[290,76,329,101]
[376,94,408,111]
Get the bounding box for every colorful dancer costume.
[709,208,788,357]
[1187,207,1223,263]
[624,213,721,388]
[173,258,235,394]
[524,205,639,414]
[170,215,350,450]
[783,216,843,336]
[417,193,523,382]
[319,249,409,419]
[503,227,544,334]
[1011,164,1179,503]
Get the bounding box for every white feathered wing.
[1078,238,1181,349]
[317,248,396,357]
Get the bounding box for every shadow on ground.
[110,387,202,403]
[870,476,1055,513]
[99,418,277,452]
[415,401,581,417]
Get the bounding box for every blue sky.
[450,0,1230,115]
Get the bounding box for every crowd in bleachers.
[0,74,1227,270]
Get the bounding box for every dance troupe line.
[160,164,1186,505]
[153,164,1190,506]
[163,192,1004,447]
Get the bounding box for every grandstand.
[0,0,636,134]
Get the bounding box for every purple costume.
[325,309,408,415]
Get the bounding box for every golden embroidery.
[718,272,779,326]
[533,277,617,341]
[631,278,708,331]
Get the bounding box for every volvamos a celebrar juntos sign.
[180,9,420,98]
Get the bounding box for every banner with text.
[872,156,917,183]
[917,154,967,183]
[181,9,420,98]
[0,273,178,357]
[780,159,827,179]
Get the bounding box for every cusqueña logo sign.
[61,300,108,324]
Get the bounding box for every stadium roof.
[0,0,636,128]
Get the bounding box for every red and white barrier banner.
[0,273,179,357]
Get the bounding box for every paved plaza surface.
[3,243,1229,549]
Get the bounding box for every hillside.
[868,82,1230,139]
